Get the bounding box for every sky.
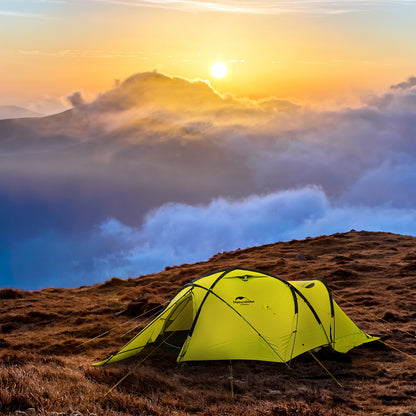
[2,0,416,111]
[1,1,416,289]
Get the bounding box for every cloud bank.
[93,187,416,278]
[2,72,416,289]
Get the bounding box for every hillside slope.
[1,231,415,415]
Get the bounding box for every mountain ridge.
[0,105,42,120]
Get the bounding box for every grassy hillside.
[1,231,415,415]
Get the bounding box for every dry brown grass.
[1,231,416,415]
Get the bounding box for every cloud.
[92,187,416,280]
[0,10,50,19]
[19,49,147,59]
[2,71,416,288]
[391,76,416,90]
[9,186,416,289]
[67,91,86,108]
[91,0,408,15]
[88,71,297,122]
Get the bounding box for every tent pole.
[228,360,235,399]
[190,283,291,368]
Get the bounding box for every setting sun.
[211,62,227,78]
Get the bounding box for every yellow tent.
[94,267,377,366]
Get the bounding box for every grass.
[1,231,416,415]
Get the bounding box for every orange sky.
[1,1,416,112]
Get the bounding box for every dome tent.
[94,267,377,367]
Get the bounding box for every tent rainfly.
[94,267,378,366]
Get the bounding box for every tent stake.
[308,350,343,388]
[228,360,235,399]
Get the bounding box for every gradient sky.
[2,0,416,112]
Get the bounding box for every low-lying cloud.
[96,187,416,277]
[2,72,416,288]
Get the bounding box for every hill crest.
[1,230,415,416]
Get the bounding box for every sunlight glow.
[211,62,227,78]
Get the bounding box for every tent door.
[158,293,194,350]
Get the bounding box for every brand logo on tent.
[233,296,255,305]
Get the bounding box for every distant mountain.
[0,105,42,120]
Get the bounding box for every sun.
[211,62,227,78]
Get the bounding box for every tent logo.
[233,296,255,305]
